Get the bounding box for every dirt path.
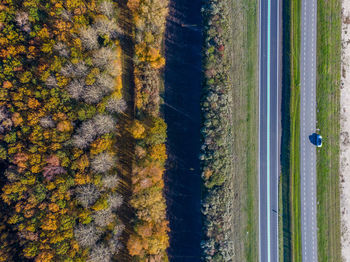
[163,0,202,261]
[340,1,350,260]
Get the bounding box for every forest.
[0,0,168,261]
[0,0,248,261]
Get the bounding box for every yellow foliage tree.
[28,98,40,109]
[129,120,146,139]
[41,215,58,231]
[90,137,112,155]
[149,144,167,163]
[35,251,54,262]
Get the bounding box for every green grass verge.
[279,172,284,262]
[316,0,342,261]
[229,0,258,260]
[245,1,259,261]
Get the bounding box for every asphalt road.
[300,0,318,260]
[259,0,281,261]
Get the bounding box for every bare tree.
[0,107,9,122]
[105,61,121,77]
[135,33,143,44]
[82,85,105,104]
[95,73,115,93]
[88,244,112,262]
[99,0,114,19]
[74,224,102,248]
[15,12,29,27]
[108,239,122,255]
[93,114,116,135]
[54,42,70,57]
[94,18,118,37]
[39,116,55,128]
[108,193,123,211]
[92,47,115,68]
[70,118,101,148]
[91,152,115,174]
[74,62,88,77]
[113,223,125,238]
[79,26,99,50]
[22,24,31,33]
[60,9,72,21]
[108,223,124,253]
[106,98,127,114]
[93,209,115,227]
[101,175,120,190]
[67,79,85,100]
[80,120,98,141]
[45,75,58,87]
[60,63,75,77]
[76,184,100,208]
[71,134,90,149]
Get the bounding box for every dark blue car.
[316,134,322,147]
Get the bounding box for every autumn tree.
[127,0,170,260]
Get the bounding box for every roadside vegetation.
[280,0,301,260]
[0,0,170,261]
[316,0,342,260]
[200,0,258,261]
[200,0,234,259]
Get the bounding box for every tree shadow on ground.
[163,0,203,261]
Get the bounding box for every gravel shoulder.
[340,1,350,260]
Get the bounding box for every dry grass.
[229,0,259,260]
[316,0,342,260]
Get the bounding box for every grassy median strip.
[316,0,342,261]
[280,0,301,261]
[290,85,301,262]
[291,0,302,258]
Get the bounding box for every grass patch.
[316,0,342,261]
[290,0,302,257]
[244,2,259,260]
[280,0,301,261]
[279,176,283,261]
[229,0,258,260]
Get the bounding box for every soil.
[163,0,203,261]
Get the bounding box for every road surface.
[259,0,281,261]
[300,0,318,260]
